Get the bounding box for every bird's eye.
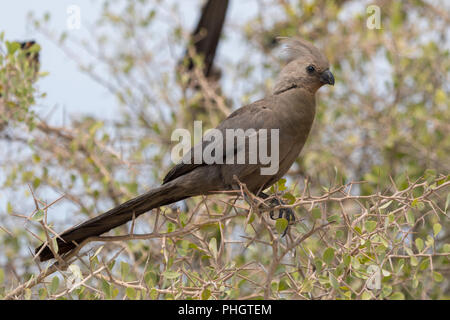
[306,65,315,74]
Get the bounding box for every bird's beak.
[320,70,335,86]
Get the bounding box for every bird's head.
[274,37,334,95]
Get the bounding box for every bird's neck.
[274,87,316,132]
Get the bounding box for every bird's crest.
[278,37,328,67]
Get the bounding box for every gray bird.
[36,38,334,261]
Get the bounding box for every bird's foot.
[264,196,295,236]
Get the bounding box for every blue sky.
[0,0,260,124]
[0,0,261,218]
[1,0,119,120]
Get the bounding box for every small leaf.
[323,247,335,265]
[149,288,158,300]
[51,237,59,254]
[24,288,32,300]
[382,285,392,297]
[209,237,218,259]
[144,271,157,287]
[328,272,339,289]
[162,271,180,280]
[433,223,442,237]
[91,246,104,260]
[445,193,450,213]
[312,208,321,220]
[32,209,45,222]
[6,41,20,54]
[7,202,13,214]
[365,220,377,233]
[379,200,392,210]
[101,279,111,298]
[406,210,415,225]
[50,276,59,295]
[415,238,424,252]
[68,264,82,279]
[382,269,391,277]
[126,287,136,299]
[120,262,130,279]
[282,193,296,205]
[410,256,418,267]
[390,292,405,300]
[275,218,288,235]
[419,259,430,271]
[433,272,443,283]
[361,291,372,300]
[277,178,287,191]
[201,288,211,300]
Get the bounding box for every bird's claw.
[267,198,295,237]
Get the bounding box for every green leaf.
[209,237,218,259]
[424,169,436,183]
[410,256,418,267]
[323,247,335,265]
[162,271,180,280]
[445,193,450,213]
[6,41,20,55]
[24,288,32,300]
[415,238,424,252]
[282,192,296,205]
[51,237,59,254]
[32,209,45,222]
[278,178,287,191]
[406,210,415,226]
[365,220,377,233]
[50,276,59,295]
[379,200,392,210]
[145,271,157,287]
[7,202,13,214]
[149,288,158,300]
[68,264,82,280]
[91,246,104,260]
[390,292,405,300]
[0,268,4,284]
[343,255,351,267]
[433,223,442,237]
[126,287,136,299]
[433,272,443,283]
[179,212,188,227]
[327,215,340,223]
[312,208,321,220]
[419,258,430,271]
[275,218,288,235]
[382,285,392,297]
[38,287,47,300]
[201,288,211,300]
[120,262,130,279]
[101,279,111,298]
[328,272,339,289]
[412,277,419,289]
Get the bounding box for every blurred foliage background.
[0,0,449,300]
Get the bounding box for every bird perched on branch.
[35,37,335,261]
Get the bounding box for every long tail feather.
[35,182,187,261]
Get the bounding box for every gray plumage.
[36,38,334,261]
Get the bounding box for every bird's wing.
[162,97,277,184]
